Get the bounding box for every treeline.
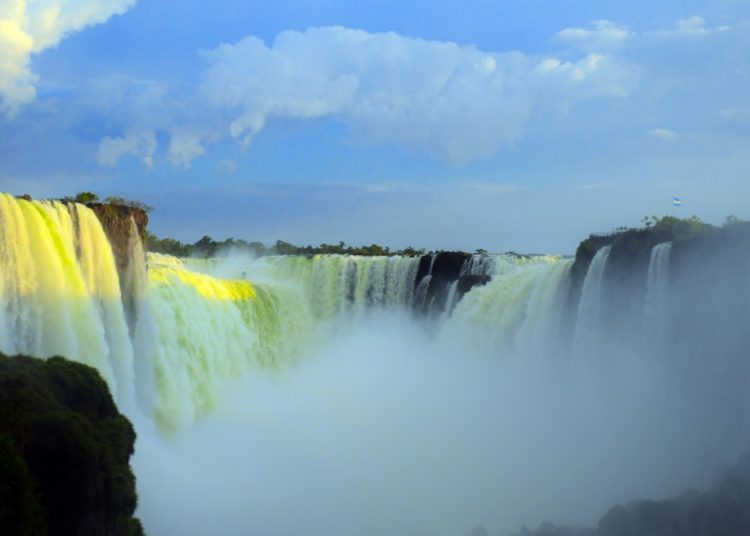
[635,214,745,238]
[146,233,426,258]
[58,191,154,213]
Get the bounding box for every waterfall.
[441,256,571,355]
[643,242,672,335]
[461,254,496,276]
[256,254,422,319]
[0,193,134,405]
[0,199,430,432]
[572,245,612,356]
[440,280,460,321]
[4,191,747,450]
[141,254,314,431]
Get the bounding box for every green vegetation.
[71,191,99,204]
[0,354,143,535]
[640,214,716,239]
[146,232,425,258]
[722,214,745,227]
[103,196,154,213]
[58,192,154,213]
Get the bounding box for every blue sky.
[1,0,749,252]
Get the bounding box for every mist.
[3,194,743,536]
[131,227,750,536]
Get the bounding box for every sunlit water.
[2,195,749,535]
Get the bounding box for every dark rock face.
[456,274,491,297]
[568,229,671,306]
[415,254,434,284]
[413,254,492,314]
[432,251,471,281]
[416,252,472,313]
[560,228,671,348]
[0,354,143,536]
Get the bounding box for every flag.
[672,196,682,207]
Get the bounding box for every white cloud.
[214,159,237,177]
[77,18,746,171]
[192,26,630,165]
[98,131,156,167]
[676,16,709,34]
[0,0,136,113]
[647,128,679,140]
[650,15,732,38]
[555,20,632,51]
[168,128,205,168]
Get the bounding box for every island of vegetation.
[0,353,143,536]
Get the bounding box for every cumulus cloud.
[72,17,746,171]
[555,20,632,51]
[98,130,157,167]
[647,128,679,140]
[214,159,237,177]
[91,27,631,168]
[0,0,136,113]
[168,128,206,167]
[650,15,732,39]
[187,26,630,165]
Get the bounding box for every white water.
[572,245,611,357]
[0,194,135,406]
[2,194,749,535]
[442,256,570,358]
[643,242,672,337]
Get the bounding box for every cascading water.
[141,253,315,431]
[414,253,438,311]
[0,194,425,431]
[643,241,672,336]
[256,254,422,320]
[460,254,496,276]
[3,192,750,536]
[441,256,571,356]
[572,245,611,356]
[0,193,134,406]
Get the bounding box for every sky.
[1,0,749,253]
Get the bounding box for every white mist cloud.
[132,307,748,536]
[0,0,136,113]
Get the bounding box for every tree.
[723,214,745,227]
[193,236,218,257]
[271,240,298,255]
[643,215,715,239]
[74,192,99,204]
[104,196,154,213]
